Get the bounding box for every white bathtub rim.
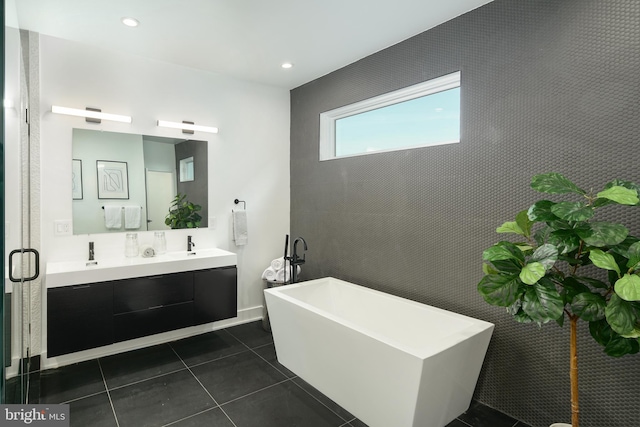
[264,276,494,360]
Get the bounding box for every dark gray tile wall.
[289,1,640,426]
[175,140,208,226]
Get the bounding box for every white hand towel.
[124,206,141,229]
[104,206,122,229]
[140,244,155,258]
[261,267,277,281]
[232,211,248,246]
[270,257,285,270]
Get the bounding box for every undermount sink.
[46,247,237,288]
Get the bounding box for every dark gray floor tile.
[190,350,287,404]
[167,407,235,427]
[69,392,118,427]
[252,343,296,378]
[222,380,346,427]
[99,343,184,389]
[514,423,533,427]
[445,419,472,427]
[458,400,519,427]
[109,369,214,427]
[292,377,355,422]
[169,330,246,366]
[40,360,106,404]
[224,320,273,348]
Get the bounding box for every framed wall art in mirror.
[97,160,129,199]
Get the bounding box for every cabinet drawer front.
[47,282,114,357]
[113,272,193,314]
[113,302,194,342]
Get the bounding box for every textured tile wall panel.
[290,1,640,426]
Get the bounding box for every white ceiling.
[12,0,493,89]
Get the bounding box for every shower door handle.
[8,248,40,282]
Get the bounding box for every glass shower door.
[3,0,38,404]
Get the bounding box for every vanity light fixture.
[51,105,132,124]
[157,119,219,134]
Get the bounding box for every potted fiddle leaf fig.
[478,173,640,427]
[165,193,202,229]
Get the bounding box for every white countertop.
[45,248,237,288]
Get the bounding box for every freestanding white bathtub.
[264,277,494,427]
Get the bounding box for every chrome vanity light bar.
[157,119,219,134]
[52,105,132,123]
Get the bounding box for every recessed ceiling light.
[121,17,139,27]
[281,62,293,69]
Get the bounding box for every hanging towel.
[233,210,248,246]
[261,267,277,281]
[124,206,141,229]
[104,206,122,229]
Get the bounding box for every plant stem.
[570,314,580,427]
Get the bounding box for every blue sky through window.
[335,87,460,157]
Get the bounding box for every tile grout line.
[225,328,354,425]
[168,343,238,427]
[97,359,120,427]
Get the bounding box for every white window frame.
[319,71,461,161]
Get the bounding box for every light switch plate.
[209,216,216,230]
[54,220,72,236]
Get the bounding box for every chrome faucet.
[187,235,195,252]
[89,241,95,261]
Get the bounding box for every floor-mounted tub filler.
[264,277,494,427]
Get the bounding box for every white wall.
[38,35,291,355]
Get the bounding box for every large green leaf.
[597,185,639,206]
[576,222,629,247]
[614,274,640,301]
[530,244,558,270]
[589,249,621,275]
[519,262,546,285]
[477,274,522,307]
[515,210,532,238]
[562,277,592,303]
[530,173,586,195]
[496,221,524,235]
[605,294,637,335]
[527,200,557,222]
[604,336,640,357]
[550,202,594,221]
[625,241,640,270]
[522,278,564,322]
[548,230,581,254]
[571,292,606,321]
[491,259,524,274]
[482,242,525,263]
[588,319,640,356]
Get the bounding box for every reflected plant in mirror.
[165,193,202,229]
[71,129,208,234]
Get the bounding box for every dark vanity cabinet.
[47,266,237,357]
[47,282,114,357]
[113,272,195,342]
[194,266,237,324]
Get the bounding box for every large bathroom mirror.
[72,129,208,235]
